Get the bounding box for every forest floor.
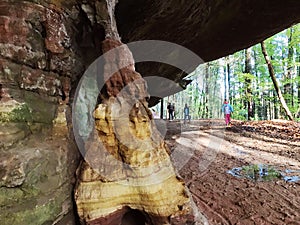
[162,119,300,225]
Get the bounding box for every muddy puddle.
[228,164,300,182]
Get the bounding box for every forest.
[158,23,300,122]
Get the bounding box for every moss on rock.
[0,103,33,123]
[0,197,63,225]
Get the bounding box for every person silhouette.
[183,103,190,123]
[167,102,174,120]
[221,99,233,126]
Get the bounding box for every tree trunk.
[273,90,279,119]
[160,98,164,119]
[245,48,254,120]
[213,71,219,118]
[253,47,259,119]
[298,54,300,105]
[297,52,300,118]
[223,60,228,100]
[226,56,232,103]
[202,63,209,118]
[296,48,300,120]
[260,41,294,121]
[284,27,294,107]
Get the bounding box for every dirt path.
[163,119,300,225]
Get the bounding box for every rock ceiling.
[115,0,300,104]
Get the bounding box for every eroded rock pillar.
[74,1,206,224]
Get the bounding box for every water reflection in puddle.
[228,164,300,182]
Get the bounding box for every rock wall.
[0,1,83,224]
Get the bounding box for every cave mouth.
[121,209,148,225]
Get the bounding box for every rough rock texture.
[74,39,205,224]
[0,125,79,225]
[73,1,205,223]
[117,0,300,62]
[0,1,82,224]
[1,0,300,224]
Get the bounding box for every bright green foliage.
[167,23,300,121]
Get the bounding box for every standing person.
[183,103,190,123]
[172,103,176,119]
[167,102,174,120]
[221,99,233,126]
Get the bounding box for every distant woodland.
[160,23,300,121]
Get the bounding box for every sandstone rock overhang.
[115,0,300,104]
[116,0,300,63]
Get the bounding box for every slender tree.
[260,41,294,120]
[284,27,295,107]
[226,56,232,103]
[245,47,254,120]
[204,63,209,117]
[296,50,300,118]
